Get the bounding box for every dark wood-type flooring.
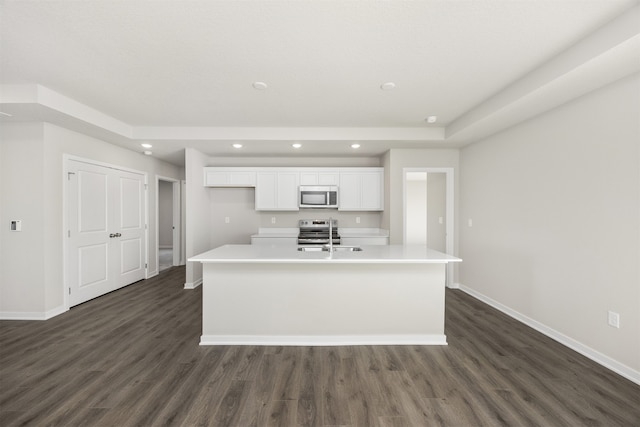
[1,266,639,426]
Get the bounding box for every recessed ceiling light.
[252,81,268,90]
[143,151,152,156]
[380,82,396,90]
[351,143,361,149]
[232,143,243,149]
[141,143,152,148]
[425,115,437,123]
[292,143,302,149]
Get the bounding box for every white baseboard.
[457,284,640,386]
[184,278,202,289]
[147,270,159,279]
[1,304,67,321]
[200,334,447,346]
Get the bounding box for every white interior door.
[115,170,146,287]
[68,160,146,306]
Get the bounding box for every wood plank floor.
[1,265,639,426]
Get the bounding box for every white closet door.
[115,170,146,287]
[68,160,146,306]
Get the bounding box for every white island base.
[192,245,461,346]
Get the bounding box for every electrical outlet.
[468,219,473,227]
[439,216,444,225]
[271,217,276,224]
[224,217,230,224]
[608,311,620,328]
[356,217,361,224]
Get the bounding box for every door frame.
[63,154,149,310]
[155,175,181,274]
[402,167,455,287]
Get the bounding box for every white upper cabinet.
[255,171,300,211]
[339,168,384,211]
[299,170,339,186]
[204,167,256,187]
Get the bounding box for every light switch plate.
[10,220,22,231]
[608,311,620,328]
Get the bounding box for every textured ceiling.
[1,0,638,165]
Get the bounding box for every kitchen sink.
[297,246,363,252]
[332,246,363,252]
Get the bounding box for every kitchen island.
[189,244,461,346]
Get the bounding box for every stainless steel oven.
[297,219,340,246]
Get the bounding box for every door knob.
[116,233,122,237]
[109,233,116,238]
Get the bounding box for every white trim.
[184,278,202,289]
[1,305,68,321]
[402,167,455,286]
[144,173,149,280]
[200,334,448,346]
[147,269,159,279]
[458,284,640,386]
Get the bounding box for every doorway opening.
[403,168,454,287]
[157,176,181,274]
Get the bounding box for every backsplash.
[209,187,382,247]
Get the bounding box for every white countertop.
[189,244,461,264]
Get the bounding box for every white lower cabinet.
[251,237,297,246]
[341,237,389,246]
[255,171,300,211]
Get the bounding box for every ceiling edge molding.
[446,3,640,143]
[132,126,445,141]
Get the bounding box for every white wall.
[0,122,183,318]
[0,123,47,314]
[386,149,459,245]
[459,73,640,379]
[208,186,383,249]
[405,179,427,245]
[185,148,211,288]
[427,173,447,252]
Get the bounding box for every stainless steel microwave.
[299,186,338,209]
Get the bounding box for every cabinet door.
[299,171,338,186]
[204,168,256,187]
[255,171,299,211]
[276,172,299,210]
[228,171,256,187]
[299,172,318,186]
[339,170,384,211]
[255,172,277,210]
[360,172,383,210]
[338,172,361,210]
[318,172,339,185]
[205,170,230,186]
